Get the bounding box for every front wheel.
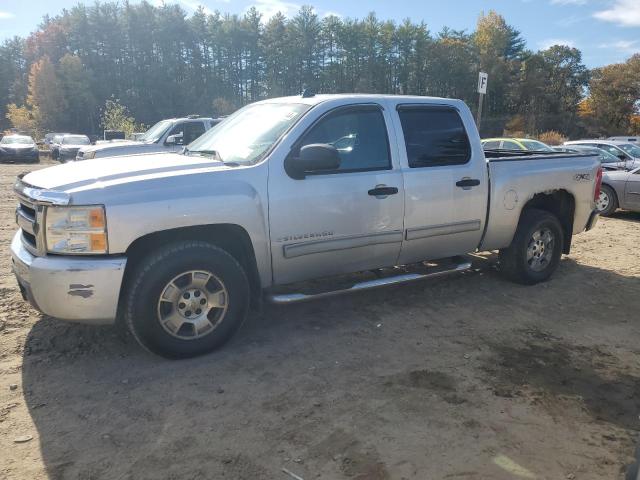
[499,209,564,285]
[124,241,250,358]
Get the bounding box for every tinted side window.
[298,107,390,173]
[184,122,206,144]
[398,107,471,168]
[483,140,500,149]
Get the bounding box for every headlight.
[45,206,108,254]
[83,151,96,159]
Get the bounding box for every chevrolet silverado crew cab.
[11,94,601,358]
[75,115,223,161]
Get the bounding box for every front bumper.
[585,209,599,231]
[0,151,39,163]
[10,231,127,325]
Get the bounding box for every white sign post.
[476,72,488,130]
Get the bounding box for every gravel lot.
[0,160,639,480]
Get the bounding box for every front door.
[268,104,405,285]
[393,104,488,265]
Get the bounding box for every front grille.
[22,230,36,249]
[20,201,36,220]
[15,196,41,255]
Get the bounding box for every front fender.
[87,166,271,286]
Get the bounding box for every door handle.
[456,178,481,188]
[368,186,399,196]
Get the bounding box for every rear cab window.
[397,106,471,168]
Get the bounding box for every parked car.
[44,132,69,147]
[54,134,91,162]
[11,94,601,358]
[0,134,39,163]
[482,137,555,152]
[564,140,640,170]
[75,116,224,161]
[609,136,639,143]
[596,166,640,216]
[559,145,628,170]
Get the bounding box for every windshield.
[138,120,173,143]
[63,135,90,145]
[521,140,554,152]
[618,143,640,158]
[571,146,620,163]
[186,103,311,164]
[1,136,33,145]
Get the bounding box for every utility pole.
[476,72,488,132]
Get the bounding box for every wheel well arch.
[601,182,619,204]
[119,224,262,315]
[520,189,575,254]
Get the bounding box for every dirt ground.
[0,160,639,480]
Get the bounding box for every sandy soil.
[0,160,639,480]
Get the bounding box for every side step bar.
[266,260,472,305]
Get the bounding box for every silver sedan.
[597,167,640,216]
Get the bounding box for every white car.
[564,140,640,170]
[76,116,223,161]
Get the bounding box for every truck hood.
[23,152,230,193]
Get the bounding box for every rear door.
[268,103,405,285]
[394,104,488,265]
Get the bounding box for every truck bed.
[480,150,600,252]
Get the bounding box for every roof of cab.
[255,93,467,107]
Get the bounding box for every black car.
[0,135,40,163]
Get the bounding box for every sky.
[0,0,639,67]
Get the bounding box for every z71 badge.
[574,173,591,182]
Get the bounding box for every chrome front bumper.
[10,231,127,325]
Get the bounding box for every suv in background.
[76,116,224,161]
[609,136,639,143]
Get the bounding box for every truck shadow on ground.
[610,210,640,223]
[20,255,640,479]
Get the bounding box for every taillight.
[594,167,603,203]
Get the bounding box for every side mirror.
[286,144,341,179]
[618,153,627,160]
[166,133,183,145]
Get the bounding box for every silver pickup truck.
[11,94,601,358]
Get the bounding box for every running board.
[266,260,472,304]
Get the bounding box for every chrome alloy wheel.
[596,190,610,212]
[156,270,228,340]
[526,229,555,272]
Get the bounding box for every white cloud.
[538,38,577,50]
[594,0,640,27]
[598,39,639,54]
[249,0,301,19]
[0,11,16,19]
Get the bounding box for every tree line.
[0,2,638,138]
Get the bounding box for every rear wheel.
[124,241,249,358]
[595,184,617,217]
[500,209,564,285]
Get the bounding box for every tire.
[595,184,618,217]
[499,208,564,285]
[124,241,250,359]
